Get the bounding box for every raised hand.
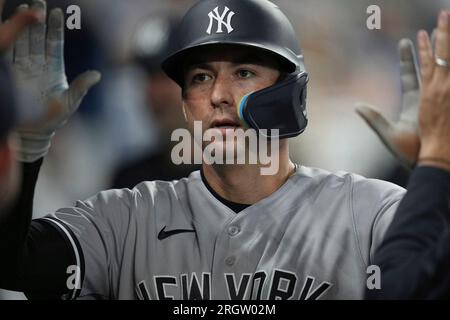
[9,0,101,162]
[416,10,450,171]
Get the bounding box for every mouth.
[210,118,242,130]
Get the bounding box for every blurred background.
[1,0,449,299]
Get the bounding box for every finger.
[355,103,416,167]
[67,70,102,113]
[30,0,46,65]
[355,103,394,137]
[417,30,433,83]
[431,28,437,51]
[434,11,450,74]
[13,4,31,63]
[46,8,64,70]
[398,38,420,93]
[0,9,40,53]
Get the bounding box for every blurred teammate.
[112,15,199,189]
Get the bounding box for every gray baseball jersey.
[40,165,405,300]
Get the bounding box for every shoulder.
[104,170,203,217]
[294,165,405,199]
[66,171,201,229]
[130,170,201,200]
[78,170,199,210]
[346,172,405,220]
[295,166,406,265]
[292,165,405,227]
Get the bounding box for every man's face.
[182,45,280,157]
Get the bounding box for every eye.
[237,69,255,79]
[192,73,212,84]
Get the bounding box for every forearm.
[0,158,78,299]
[367,166,450,299]
[0,158,43,290]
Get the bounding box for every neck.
[202,142,295,204]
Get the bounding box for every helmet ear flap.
[297,55,306,73]
[238,72,308,139]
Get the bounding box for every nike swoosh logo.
[158,226,195,240]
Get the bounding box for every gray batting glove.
[9,0,101,163]
[355,39,420,169]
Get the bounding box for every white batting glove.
[355,39,421,169]
[10,0,101,163]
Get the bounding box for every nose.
[210,73,235,110]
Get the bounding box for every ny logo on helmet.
[206,6,235,35]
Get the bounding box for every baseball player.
[0,0,443,300]
[112,15,200,189]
